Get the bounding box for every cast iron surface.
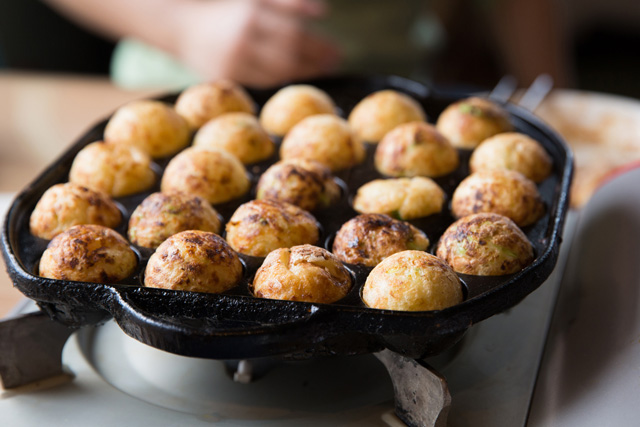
[1,75,572,360]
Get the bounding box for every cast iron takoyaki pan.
[1,75,572,360]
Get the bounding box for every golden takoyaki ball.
[353,177,445,220]
[451,170,544,227]
[436,97,513,149]
[192,112,274,164]
[436,213,534,275]
[469,132,553,183]
[256,159,341,211]
[362,251,463,311]
[252,244,352,304]
[279,114,365,171]
[174,80,255,129]
[144,230,242,293]
[30,183,122,240]
[332,214,429,267]
[103,100,190,158]
[128,192,221,249]
[69,141,156,197]
[259,85,336,137]
[348,90,426,143]
[39,224,137,283]
[161,147,250,205]
[225,199,319,257]
[375,121,459,177]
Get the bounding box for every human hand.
[175,0,342,87]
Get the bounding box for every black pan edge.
[1,74,573,359]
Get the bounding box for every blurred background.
[0,0,639,97]
[1,3,639,419]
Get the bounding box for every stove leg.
[0,311,74,389]
[375,349,451,427]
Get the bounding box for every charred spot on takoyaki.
[279,114,365,172]
[256,159,341,211]
[451,169,544,227]
[39,224,137,283]
[225,199,320,257]
[144,230,243,293]
[161,147,250,205]
[30,182,122,240]
[252,244,352,304]
[436,97,513,149]
[128,192,222,249]
[436,212,534,275]
[332,214,429,267]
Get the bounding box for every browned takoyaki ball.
[469,132,553,183]
[353,177,445,220]
[332,214,429,267]
[279,114,365,172]
[348,90,426,143]
[193,112,274,164]
[252,244,352,304]
[451,170,545,227]
[375,121,459,177]
[175,80,255,129]
[30,183,122,240]
[144,230,242,293]
[436,213,534,275]
[104,100,190,158]
[256,159,341,211]
[259,84,336,136]
[436,97,513,149]
[69,141,156,197]
[362,251,463,311]
[128,192,222,249]
[225,199,319,257]
[39,224,137,283]
[161,147,250,205]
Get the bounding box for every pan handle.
[103,286,325,358]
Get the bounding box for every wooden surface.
[0,71,156,317]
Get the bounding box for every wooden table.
[0,71,156,316]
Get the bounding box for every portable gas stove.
[0,75,574,426]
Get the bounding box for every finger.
[233,35,338,88]
[252,3,301,40]
[252,6,341,67]
[247,30,341,83]
[259,0,327,18]
[295,29,342,71]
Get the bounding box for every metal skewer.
[489,73,554,112]
[489,75,518,103]
[518,73,554,111]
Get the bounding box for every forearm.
[42,0,339,87]
[42,0,187,55]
